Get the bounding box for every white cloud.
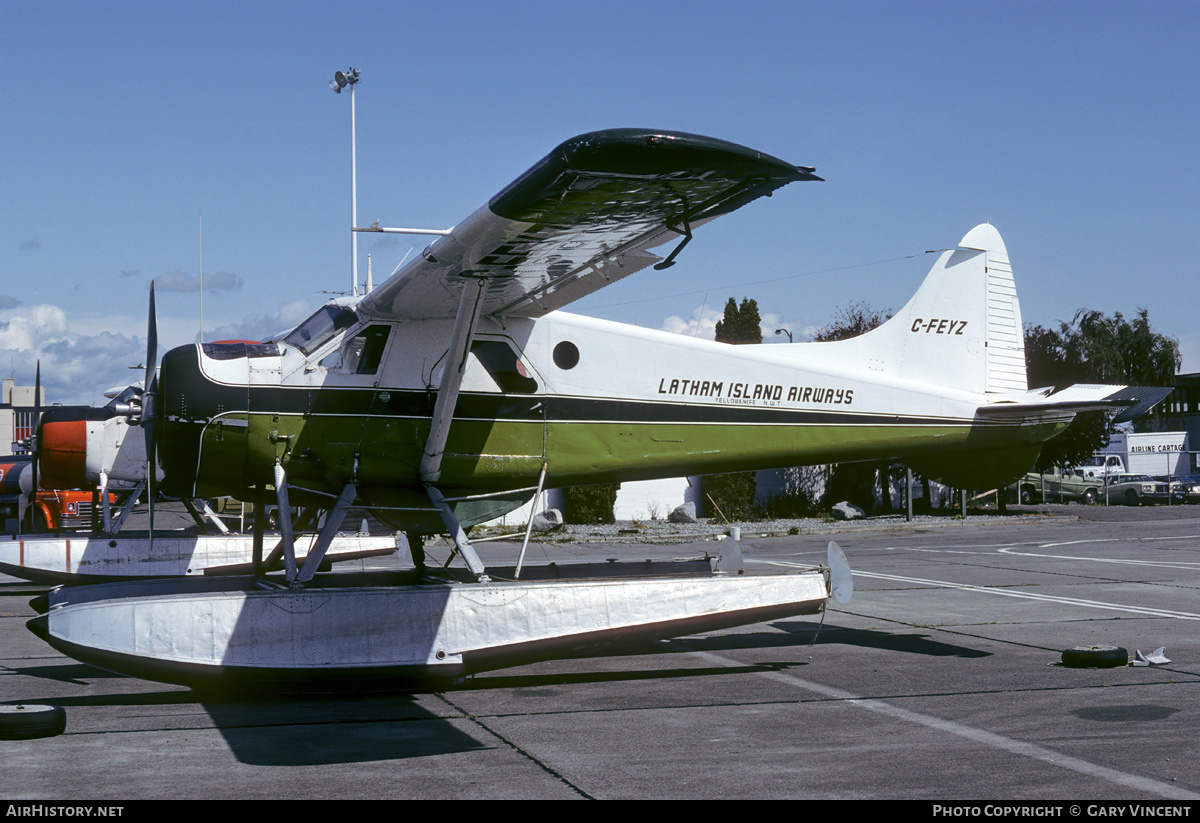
[0,303,143,405]
[205,299,313,344]
[661,305,722,340]
[0,299,316,406]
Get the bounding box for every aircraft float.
[21,128,1157,687]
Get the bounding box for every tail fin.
[801,223,1026,396]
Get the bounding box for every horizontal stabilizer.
[977,385,1172,423]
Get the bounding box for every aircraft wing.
[977,385,1172,424]
[357,129,820,321]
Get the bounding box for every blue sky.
[3,0,1198,404]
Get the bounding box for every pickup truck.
[1016,469,1104,505]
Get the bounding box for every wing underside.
[358,129,820,321]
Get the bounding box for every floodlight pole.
[330,67,362,297]
[349,77,358,297]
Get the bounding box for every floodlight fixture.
[329,67,360,94]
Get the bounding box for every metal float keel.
[27,565,831,686]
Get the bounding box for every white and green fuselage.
[158,224,1076,530]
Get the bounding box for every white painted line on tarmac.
[690,649,1200,800]
[999,547,1200,571]
[1036,538,1123,548]
[749,560,1200,620]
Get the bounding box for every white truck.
[1076,431,1190,479]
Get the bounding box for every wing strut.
[411,273,491,580]
[420,275,488,484]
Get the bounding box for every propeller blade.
[144,283,158,540]
[145,282,157,404]
[28,360,41,531]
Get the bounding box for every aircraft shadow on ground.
[457,660,802,692]
[5,661,126,685]
[9,684,489,766]
[434,618,989,691]
[1071,704,1180,722]
[202,696,487,766]
[771,621,992,658]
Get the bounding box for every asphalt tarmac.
[3,505,1199,801]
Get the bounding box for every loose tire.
[1061,645,1128,668]
[0,705,66,739]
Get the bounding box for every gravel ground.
[472,501,1200,544]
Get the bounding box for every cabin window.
[553,341,580,370]
[470,340,538,394]
[344,325,391,374]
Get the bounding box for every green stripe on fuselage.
[183,407,1064,500]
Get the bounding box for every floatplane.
[25,128,1158,687]
[3,383,397,584]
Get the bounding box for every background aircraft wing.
[357,129,820,321]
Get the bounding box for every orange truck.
[1,455,110,532]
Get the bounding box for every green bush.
[562,483,619,524]
[701,472,758,522]
[761,487,815,518]
[822,462,877,511]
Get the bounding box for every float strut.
[514,462,548,580]
[295,483,358,584]
[426,485,489,581]
[274,462,297,582]
[99,471,111,533]
[406,532,427,571]
[107,479,144,535]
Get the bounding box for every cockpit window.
[283,306,358,355]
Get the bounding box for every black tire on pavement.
[1083,488,1098,505]
[1061,645,1128,668]
[0,704,66,739]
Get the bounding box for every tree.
[810,302,897,510]
[1026,308,1180,471]
[703,297,764,519]
[811,301,891,342]
[714,298,763,345]
[1062,308,1179,387]
[1025,323,1110,471]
